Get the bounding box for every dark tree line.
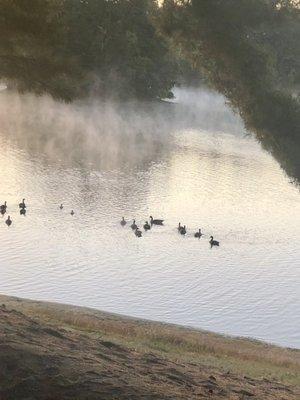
[158,0,300,180]
[0,0,299,178]
[0,0,178,100]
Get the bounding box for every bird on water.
[180,225,186,235]
[150,216,164,225]
[120,217,126,226]
[131,220,137,230]
[0,201,7,214]
[194,229,203,238]
[143,221,151,231]
[19,199,26,209]
[209,236,219,247]
[135,227,142,237]
[5,216,12,226]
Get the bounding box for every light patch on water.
[0,87,299,348]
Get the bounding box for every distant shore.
[0,293,299,399]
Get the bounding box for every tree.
[158,0,300,180]
[0,0,178,100]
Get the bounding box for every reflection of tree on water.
[258,131,300,185]
[159,1,300,183]
[0,87,299,183]
[0,88,245,171]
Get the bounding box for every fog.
[0,86,246,169]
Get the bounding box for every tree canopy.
[158,0,300,179]
[0,0,299,178]
[0,0,178,100]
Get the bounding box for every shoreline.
[1,293,299,399]
[1,293,297,351]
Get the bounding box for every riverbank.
[0,294,299,399]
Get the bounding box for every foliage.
[0,0,177,100]
[0,0,299,178]
[158,0,300,179]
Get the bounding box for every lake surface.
[0,87,299,348]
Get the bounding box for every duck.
[20,208,26,216]
[70,210,75,216]
[150,216,164,225]
[135,227,142,237]
[19,199,26,209]
[5,216,12,226]
[143,221,151,231]
[209,236,219,247]
[194,229,203,238]
[59,204,63,210]
[131,219,137,230]
[120,217,126,226]
[180,225,186,235]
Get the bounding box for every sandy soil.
[0,295,299,399]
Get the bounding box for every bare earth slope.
[0,295,299,399]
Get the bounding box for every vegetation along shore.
[0,294,299,399]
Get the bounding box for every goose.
[131,220,137,230]
[177,222,182,232]
[143,221,151,231]
[209,236,219,247]
[70,210,75,216]
[20,208,26,216]
[59,204,63,210]
[120,217,126,226]
[19,199,26,209]
[150,216,164,225]
[0,202,7,215]
[135,227,142,237]
[194,229,203,238]
[180,225,186,235]
[5,216,12,226]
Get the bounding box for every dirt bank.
[0,294,299,399]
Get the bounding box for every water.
[0,87,299,348]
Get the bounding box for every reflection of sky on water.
[0,87,299,348]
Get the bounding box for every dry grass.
[1,294,299,386]
[2,301,299,399]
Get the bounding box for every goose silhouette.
[150,216,164,225]
[209,236,219,247]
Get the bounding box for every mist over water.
[0,87,299,348]
[0,86,246,168]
